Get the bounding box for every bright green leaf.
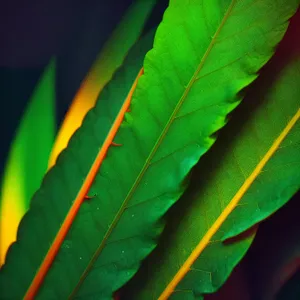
[0,60,56,265]
[122,55,300,300]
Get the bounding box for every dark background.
[0,1,299,299]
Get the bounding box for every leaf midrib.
[23,68,144,300]
[70,0,237,297]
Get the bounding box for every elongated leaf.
[48,0,157,168]
[0,30,155,299]
[0,0,298,299]
[0,61,56,265]
[122,51,300,300]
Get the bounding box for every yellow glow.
[0,61,56,266]
[0,148,25,265]
[48,0,156,168]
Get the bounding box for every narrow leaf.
[48,0,157,168]
[1,0,298,299]
[122,53,300,300]
[0,31,155,299]
[0,60,56,265]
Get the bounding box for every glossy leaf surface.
[123,53,300,300]
[1,0,298,299]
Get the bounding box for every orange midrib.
[69,1,238,296]
[24,68,144,300]
[158,109,300,300]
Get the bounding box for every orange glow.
[47,73,105,168]
[48,0,156,169]
[0,162,25,265]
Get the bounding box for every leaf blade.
[54,0,298,297]
[161,108,300,300]
[1,0,299,299]
[0,30,156,299]
[122,50,300,300]
[0,60,56,265]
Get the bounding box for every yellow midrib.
[71,0,238,296]
[158,109,300,299]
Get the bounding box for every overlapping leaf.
[122,53,300,300]
[1,0,298,299]
[0,61,56,265]
[0,30,155,299]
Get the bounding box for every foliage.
[0,1,299,299]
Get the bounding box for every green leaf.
[1,0,298,299]
[0,60,56,265]
[0,30,155,300]
[121,51,300,300]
